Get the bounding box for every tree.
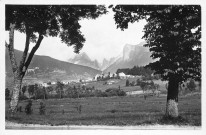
[56,81,64,99]
[112,5,201,118]
[5,5,107,113]
[131,81,135,86]
[22,85,27,96]
[25,100,33,115]
[108,72,110,79]
[136,79,141,86]
[72,85,78,98]
[33,83,39,100]
[46,86,53,95]
[5,88,10,100]
[140,82,147,93]
[126,79,130,86]
[39,102,46,115]
[28,85,35,97]
[42,86,47,100]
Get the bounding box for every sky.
[5,8,147,63]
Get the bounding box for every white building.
[118,72,126,79]
[42,82,50,87]
[51,81,56,85]
[94,74,102,81]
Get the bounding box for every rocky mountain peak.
[104,42,153,73]
[68,52,100,70]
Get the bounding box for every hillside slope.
[5,49,101,79]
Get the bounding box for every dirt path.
[5,121,201,130]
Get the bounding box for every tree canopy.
[5,5,107,113]
[6,5,107,53]
[112,5,201,82]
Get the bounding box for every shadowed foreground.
[5,93,201,128]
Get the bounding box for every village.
[5,4,201,129]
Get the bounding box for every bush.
[140,81,147,90]
[17,106,22,112]
[25,100,33,115]
[19,94,28,100]
[110,109,118,113]
[136,79,141,86]
[94,90,104,97]
[105,88,126,97]
[187,79,196,91]
[22,85,27,95]
[118,90,126,96]
[130,81,135,86]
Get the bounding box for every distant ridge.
[5,49,101,79]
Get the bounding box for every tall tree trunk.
[6,23,43,114]
[10,70,23,113]
[165,74,179,118]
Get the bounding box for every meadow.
[5,93,201,126]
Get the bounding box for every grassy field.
[5,93,201,126]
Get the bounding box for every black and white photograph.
[1,0,205,133]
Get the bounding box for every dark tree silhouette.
[56,81,64,99]
[28,85,35,97]
[5,5,107,113]
[5,88,10,100]
[126,79,130,87]
[112,5,201,117]
[21,85,27,96]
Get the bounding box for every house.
[94,74,102,81]
[27,68,35,73]
[62,81,69,84]
[42,82,51,87]
[51,81,56,85]
[34,67,39,70]
[118,72,126,79]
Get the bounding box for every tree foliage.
[5,5,107,112]
[6,5,107,53]
[112,5,201,83]
[22,85,27,95]
[28,85,35,96]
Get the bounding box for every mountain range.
[5,49,101,81]
[6,41,153,82]
[68,52,100,70]
[68,42,153,73]
[104,42,154,73]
